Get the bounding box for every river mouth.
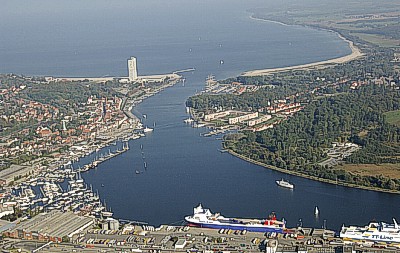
[3,0,393,230]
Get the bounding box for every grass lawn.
[384,110,400,126]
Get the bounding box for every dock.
[173,68,196,74]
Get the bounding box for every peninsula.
[186,7,400,194]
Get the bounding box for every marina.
[4,122,149,220]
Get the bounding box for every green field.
[352,33,400,48]
[385,110,400,126]
[337,164,400,179]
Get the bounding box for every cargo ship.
[340,219,400,243]
[184,204,286,233]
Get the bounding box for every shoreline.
[222,16,397,195]
[6,77,182,202]
[250,16,290,27]
[73,78,182,171]
[227,149,400,195]
[243,16,364,76]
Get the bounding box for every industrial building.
[174,238,187,249]
[99,217,120,231]
[6,211,95,242]
[0,165,36,186]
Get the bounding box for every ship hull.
[185,219,283,233]
[276,180,294,189]
[340,233,400,243]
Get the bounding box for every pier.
[173,68,196,74]
[118,219,148,225]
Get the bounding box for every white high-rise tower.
[128,56,138,81]
[62,120,67,131]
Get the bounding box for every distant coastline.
[243,15,364,76]
[249,16,290,27]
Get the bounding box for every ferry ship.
[184,204,286,233]
[276,179,294,189]
[340,219,400,243]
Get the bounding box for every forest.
[224,85,400,190]
[187,46,400,191]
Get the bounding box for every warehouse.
[6,211,94,242]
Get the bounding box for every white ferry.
[340,219,400,243]
[185,204,286,233]
[276,179,294,189]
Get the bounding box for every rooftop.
[12,211,94,238]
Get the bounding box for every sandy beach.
[242,17,364,76]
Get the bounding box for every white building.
[0,203,14,218]
[228,112,259,124]
[247,114,272,126]
[128,56,138,81]
[204,111,232,121]
[174,239,187,249]
[107,218,120,230]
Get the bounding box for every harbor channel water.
[1,0,399,230]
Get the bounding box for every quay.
[119,219,149,225]
[1,220,396,253]
[51,77,116,83]
[79,143,130,173]
[173,68,196,74]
